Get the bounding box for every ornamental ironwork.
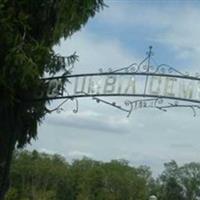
[37,46,200,117]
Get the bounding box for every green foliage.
[6,151,200,200]
[0,0,104,147]
[6,151,151,200]
[0,1,104,198]
[155,161,200,200]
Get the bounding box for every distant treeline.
[5,150,200,200]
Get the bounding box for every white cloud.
[98,2,173,28]
[54,30,139,74]
[47,110,130,134]
[68,150,93,159]
[98,2,200,68]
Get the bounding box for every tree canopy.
[0,1,104,198]
[6,151,200,200]
[6,150,151,200]
[0,0,104,147]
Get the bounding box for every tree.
[158,161,184,200]
[6,150,71,200]
[157,161,200,200]
[0,1,104,199]
[6,151,152,200]
[179,163,200,200]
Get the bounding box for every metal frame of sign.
[38,47,200,117]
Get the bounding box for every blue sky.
[29,0,200,176]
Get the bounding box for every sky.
[29,0,200,176]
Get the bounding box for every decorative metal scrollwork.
[98,46,190,77]
[40,46,200,118]
[91,96,200,118]
[45,97,79,114]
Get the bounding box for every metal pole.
[144,46,153,94]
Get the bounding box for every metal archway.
[37,47,200,117]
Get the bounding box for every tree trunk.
[0,137,16,200]
[0,107,17,200]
